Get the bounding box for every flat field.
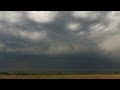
[0,74,120,79]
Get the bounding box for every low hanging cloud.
[0,11,120,59]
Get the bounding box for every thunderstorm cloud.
[0,11,120,72]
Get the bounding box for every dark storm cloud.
[0,11,120,72]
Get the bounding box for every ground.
[0,74,120,79]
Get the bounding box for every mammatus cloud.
[1,11,120,72]
[66,21,81,31]
[0,11,120,58]
[0,11,23,23]
[72,11,101,20]
[27,11,58,23]
[15,30,48,41]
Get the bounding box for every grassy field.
[1,74,120,79]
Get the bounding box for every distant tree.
[114,72,119,74]
[58,72,62,74]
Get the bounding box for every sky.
[0,11,120,73]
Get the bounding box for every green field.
[1,74,120,79]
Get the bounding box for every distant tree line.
[0,72,120,75]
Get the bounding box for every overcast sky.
[0,11,120,72]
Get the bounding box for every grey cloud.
[0,11,120,72]
[0,11,119,55]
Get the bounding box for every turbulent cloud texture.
[0,11,120,72]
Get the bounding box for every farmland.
[1,74,120,79]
